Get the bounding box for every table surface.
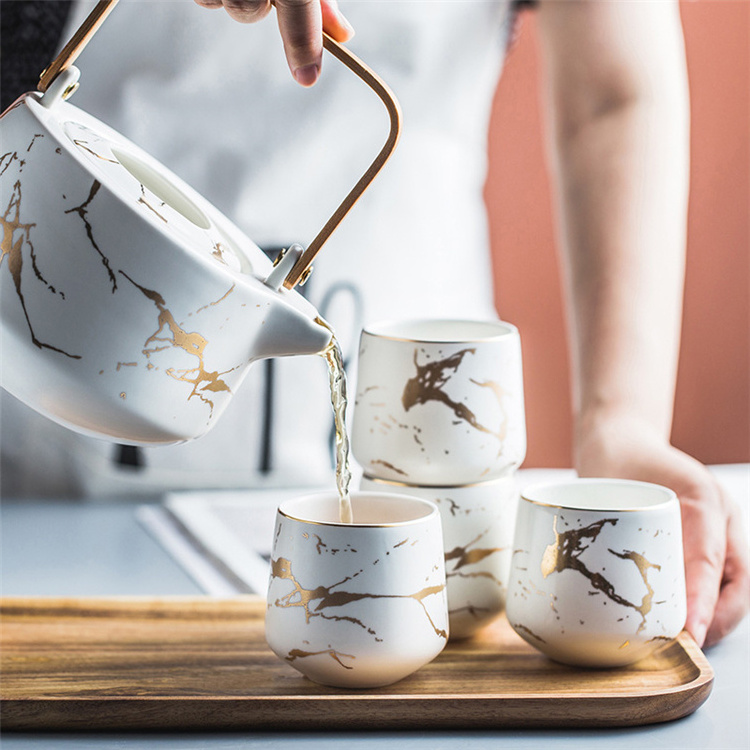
[1,465,748,750]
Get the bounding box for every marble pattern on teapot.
[1,127,245,419]
[1,146,82,360]
[63,121,245,272]
[119,271,236,417]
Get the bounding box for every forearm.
[555,95,689,439]
[537,0,690,446]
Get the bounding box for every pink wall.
[485,1,749,467]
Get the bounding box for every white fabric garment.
[1,0,514,497]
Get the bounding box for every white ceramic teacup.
[360,475,518,639]
[506,479,687,668]
[352,319,526,486]
[265,491,448,688]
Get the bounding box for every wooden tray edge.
[0,685,715,732]
[0,597,715,731]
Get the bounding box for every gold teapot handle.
[282,34,401,289]
[38,0,118,94]
[37,0,402,291]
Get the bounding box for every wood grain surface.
[0,596,713,731]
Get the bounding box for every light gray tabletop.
[1,465,748,750]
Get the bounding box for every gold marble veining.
[211,242,231,265]
[72,138,118,164]
[440,497,462,517]
[607,548,660,632]
[137,184,168,223]
[64,179,118,292]
[370,459,408,477]
[286,648,355,670]
[513,576,561,620]
[195,284,235,315]
[119,271,234,415]
[542,516,661,632]
[1,179,80,359]
[513,623,547,644]
[402,348,476,421]
[271,556,447,640]
[469,377,509,444]
[309,534,328,555]
[401,349,508,445]
[445,529,504,586]
[1,151,23,176]
[26,134,44,152]
[541,517,616,579]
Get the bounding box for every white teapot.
[0,3,399,445]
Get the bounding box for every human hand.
[193,0,354,86]
[574,410,750,648]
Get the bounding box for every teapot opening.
[111,146,211,230]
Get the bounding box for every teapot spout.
[252,292,332,360]
[250,243,332,360]
[247,244,331,359]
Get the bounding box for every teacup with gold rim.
[506,479,687,668]
[265,491,448,688]
[351,319,526,487]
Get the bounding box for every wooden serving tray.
[0,596,713,731]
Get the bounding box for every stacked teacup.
[352,319,526,639]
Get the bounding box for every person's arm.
[193,0,353,86]
[536,0,748,647]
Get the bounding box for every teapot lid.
[26,69,265,280]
